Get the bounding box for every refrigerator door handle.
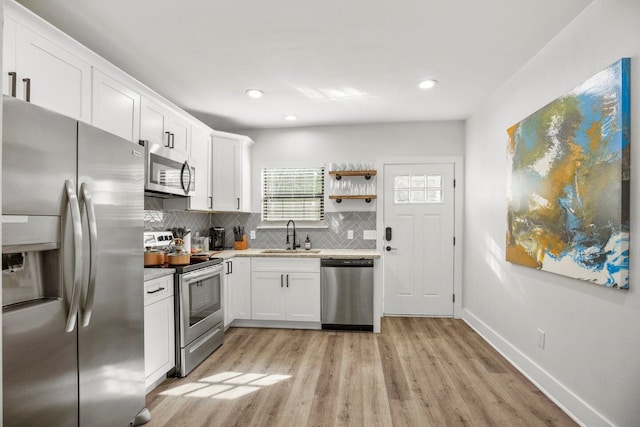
[65,180,83,333]
[79,183,98,327]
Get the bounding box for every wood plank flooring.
[145,317,577,426]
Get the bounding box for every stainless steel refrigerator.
[2,96,149,426]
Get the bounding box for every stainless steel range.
[144,231,224,377]
[173,258,224,376]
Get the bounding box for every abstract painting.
[506,58,630,289]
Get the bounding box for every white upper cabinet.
[168,112,191,155]
[189,124,213,210]
[3,14,92,122]
[91,68,141,142]
[140,95,170,148]
[140,95,191,158]
[211,131,253,212]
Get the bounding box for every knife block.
[234,235,248,250]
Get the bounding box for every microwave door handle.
[181,160,192,194]
[65,180,83,333]
[186,161,192,193]
[79,183,98,328]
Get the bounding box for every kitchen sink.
[261,249,321,254]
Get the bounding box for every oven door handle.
[183,266,223,284]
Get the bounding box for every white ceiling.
[16,0,593,131]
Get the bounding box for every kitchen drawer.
[251,257,320,273]
[144,275,174,306]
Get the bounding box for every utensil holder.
[234,235,248,250]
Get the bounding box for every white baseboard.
[462,309,613,427]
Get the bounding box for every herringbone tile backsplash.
[144,197,376,250]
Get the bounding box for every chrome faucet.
[286,219,299,250]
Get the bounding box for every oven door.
[179,264,223,346]
[144,141,195,196]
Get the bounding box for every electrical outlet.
[536,329,546,349]
[250,230,256,239]
[347,230,354,240]
[363,230,376,240]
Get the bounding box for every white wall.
[464,1,640,426]
[244,120,465,213]
[0,1,4,422]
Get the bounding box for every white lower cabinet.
[232,257,252,320]
[222,258,235,328]
[144,275,175,392]
[251,258,320,322]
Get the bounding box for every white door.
[140,95,170,147]
[251,272,286,320]
[212,134,240,211]
[189,125,212,210]
[168,112,191,156]
[285,273,321,322]
[91,68,140,142]
[232,257,252,320]
[15,23,92,121]
[383,163,455,316]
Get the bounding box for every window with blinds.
[262,167,325,221]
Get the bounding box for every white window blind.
[262,167,325,221]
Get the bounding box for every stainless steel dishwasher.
[321,259,374,331]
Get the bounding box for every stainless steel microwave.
[141,140,195,197]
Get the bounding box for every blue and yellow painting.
[506,58,630,289]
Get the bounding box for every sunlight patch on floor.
[160,371,292,400]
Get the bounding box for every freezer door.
[77,122,146,426]
[2,97,80,426]
[3,301,79,426]
[2,96,76,216]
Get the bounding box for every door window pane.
[427,189,443,203]
[411,190,426,203]
[410,175,426,187]
[395,189,410,203]
[395,176,410,188]
[427,175,442,187]
[394,173,444,204]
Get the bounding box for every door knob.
[385,246,397,251]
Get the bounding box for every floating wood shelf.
[329,170,377,180]
[329,195,377,203]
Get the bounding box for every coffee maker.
[210,227,225,250]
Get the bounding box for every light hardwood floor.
[145,317,577,426]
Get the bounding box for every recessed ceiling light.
[284,115,298,121]
[245,89,264,98]
[418,79,438,90]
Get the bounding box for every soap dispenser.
[304,235,312,250]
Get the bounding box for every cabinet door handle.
[208,196,213,209]
[165,131,171,148]
[146,287,165,294]
[170,133,175,149]
[286,274,289,288]
[22,78,31,102]
[237,197,240,210]
[8,72,17,97]
[280,274,284,288]
[229,260,233,274]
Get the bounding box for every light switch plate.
[347,230,354,240]
[363,230,376,240]
[537,329,546,349]
[250,230,256,239]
